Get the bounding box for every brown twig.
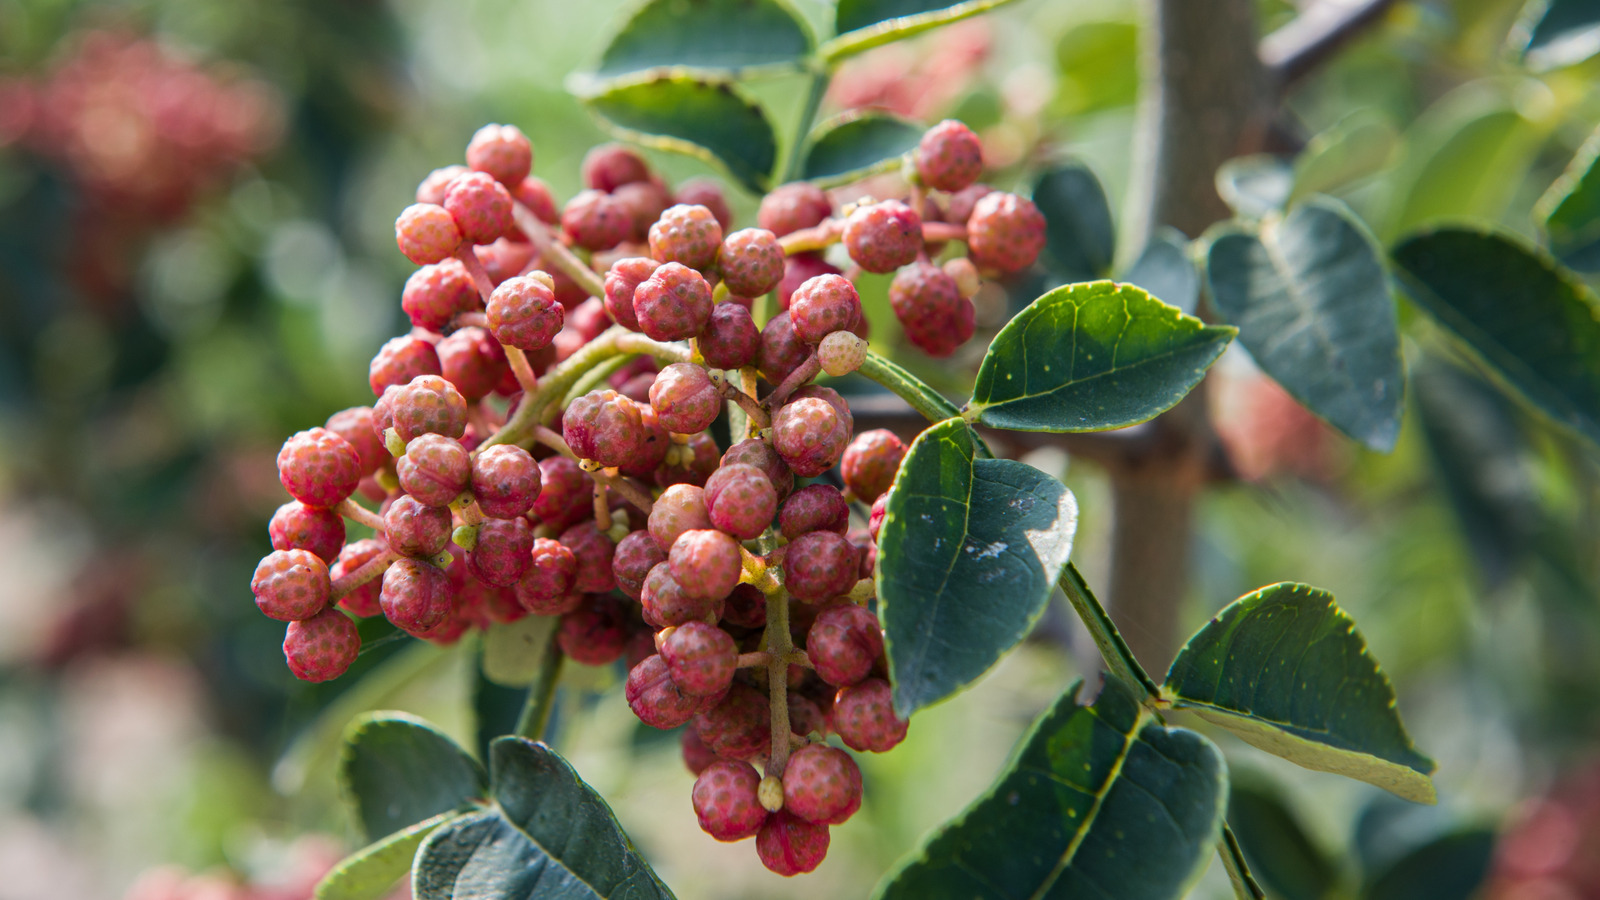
[1259,0,1399,91]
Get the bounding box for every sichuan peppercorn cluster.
[251,119,1045,875]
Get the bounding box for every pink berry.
[789,274,862,344]
[277,427,362,509]
[602,257,659,331]
[562,389,645,468]
[757,311,810,387]
[559,521,618,594]
[612,529,666,600]
[444,170,514,246]
[437,326,508,402]
[842,199,921,273]
[392,375,468,442]
[649,204,723,270]
[614,180,672,243]
[512,176,559,224]
[531,456,592,531]
[817,331,868,377]
[721,438,795,502]
[966,190,1046,273]
[807,604,883,687]
[661,620,738,697]
[470,444,541,518]
[842,429,906,503]
[283,608,361,682]
[758,183,831,237]
[648,363,721,435]
[395,203,462,265]
[789,693,828,740]
[633,262,713,341]
[756,812,830,876]
[558,595,631,666]
[675,179,733,231]
[771,398,848,479]
[487,274,564,352]
[383,493,452,558]
[694,682,770,760]
[466,123,533,186]
[718,228,784,297]
[693,760,768,842]
[380,557,454,635]
[417,165,469,205]
[333,539,388,618]
[783,743,862,825]
[889,261,974,358]
[641,562,721,628]
[683,727,720,774]
[668,529,742,603]
[625,653,703,729]
[833,678,907,752]
[720,583,767,630]
[401,259,477,332]
[468,516,534,586]
[699,302,760,370]
[369,335,442,396]
[703,463,777,541]
[562,189,631,252]
[944,183,992,225]
[269,501,345,565]
[868,494,888,541]
[515,538,579,613]
[396,433,470,507]
[324,406,387,477]
[915,119,983,192]
[783,531,859,603]
[649,483,712,551]
[252,549,331,621]
[778,484,849,540]
[778,253,842,310]
[582,144,651,192]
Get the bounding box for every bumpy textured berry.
[783,743,863,825]
[720,583,767,630]
[324,406,387,477]
[699,302,760,370]
[395,203,462,265]
[641,562,721,627]
[614,180,671,243]
[778,484,849,540]
[759,183,831,237]
[459,577,525,628]
[915,119,983,192]
[789,693,828,739]
[380,557,453,635]
[833,678,907,752]
[718,228,784,297]
[512,175,559,224]
[602,257,658,331]
[470,444,541,518]
[626,654,703,729]
[843,199,922,273]
[633,262,713,341]
[619,406,671,480]
[383,494,452,558]
[269,501,345,565]
[559,521,618,594]
[402,258,477,331]
[369,335,442,396]
[444,170,514,245]
[944,182,992,225]
[757,311,810,387]
[757,812,830,876]
[417,165,469,205]
[669,529,742,603]
[850,528,876,580]
[277,427,362,509]
[561,189,630,252]
[868,494,888,542]
[843,429,906,502]
[392,375,468,442]
[808,604,884,687]
[967,190,1047,273]
[703,463,777,540]
[675,178,733,229]
[794,384,852,432]
[789,274,862,344]
[771,398,848,479]
[437,326,508,402]
[516,538,579,614]
[283,608,360,682]
[889,261,974,358]
[558,595,630,666]
[695,682,770,760]
[396,433,470,507]
[487,274,564,352]
[649,484,711,551]
[943,255,981,298]
[649,363,721,435]
[563,389,644,467]
[818,331,868,377]
[531,456,592,531]
[661,621,738,697]
[466,123,532,186]
[778,253,842,310]
[693,760,768,842]
[252,549,331,621]
[612,529,666,600]
[468,516,533,586]
[333,539,387,618]
[582,143,651,192]
[783,531,859,602]
[649,204,723,270]
[721,438,794,502]
[682,725,720,775]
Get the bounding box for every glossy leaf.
[874,677,1227,900]
[801,111,923,187]
[315,813,457,900]
[823,0,1022,62]
[593,0,812,78]
[1537,124,1600,271]
[1364,829,1496,900]
[581,75,777,193]
[1121,226,1199,315]
[876,418,1078,717]
[1206,198,1404,451]
[482,614,559,687]
[1392,228,1600,447]
[1033,163,1115,282]
[1163,583,1437,804]
[1228,782,1339,900]
[1519,0,1600,71]
[967,281,1235,432]
[339,712,488,842]
[1216,155,1294,220]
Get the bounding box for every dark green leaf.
[581,75,777,193]
[1206,198,1404,451]
[801,111,923,187]
[1163,583,1437,804]
[823,0,1022,62]
[475,652,531,763]
[1228,782,1340,900]
[1520,0,1600,71]
[1121,227,1198,315]
[593,0,812,78]
[315,813,457,900]
[339,712,488,843]
[1033,163,1115,282]
[876,418,1078,717]
[1392,228,1600,448]
[967,281,1235,432]
[1537,124,1600,271]
[1216,155,1294,219]
[1364,830,1495,900]
[874,677,1227,900]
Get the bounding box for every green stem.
[858,351,963,425]
[764,584,795,777]
[1217,824,1268,900]
[1058,562,1161,701]
[782,66,831,183]
[514,633,566,741]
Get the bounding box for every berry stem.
[510,201,607,300]
[858,350,964,426]
[453,245,498,302]
[763,586,795,778]
[513,629,566,740]
[531,424,576,459]
[505,346,540,395]
[737,651,772,668]
[764,352,821,410]
[453,311,488,330]
[331,548,399,599]
[740,368,761,439]
[715,372,771,429]
[922,222,967,244]
[336,498,387,533]
[778,218,967,256]
[592,469,655,516]
[591,479,614,532]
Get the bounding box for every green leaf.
[1537,124,1600,271]
[339,712,488,843]
[1219,825,1270,900]
[592,0,812,79]
[1162,583,1437,804]
[1216,155,1294,220]
[1052,21,1139,117]
[1363,829,1495,900]
[580,74,777,194]
[874,677,1227,900]
[967,281,1235,432]
[1120,226,1198,315]
[315,813,457,900]
[1033,163,1115,282]
[801,111,923,187]
[1519,0,1600,71]
[1227,782,1340,900]
[1392,228,1600,448]
[876,418,1077,717]
[1292,110,1399,203]
[1206,197,1404,452]
[482,614,559,687]
[823,0,1022,62]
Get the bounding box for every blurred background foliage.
[1,0,1599,897]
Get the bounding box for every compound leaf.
[875,677,1227,900]
[1537,124,1600,271]
[967,281,1235,432]
[1519,0,1600,71]
[339,712,487,843]
[593,0,812,78]
[801,111,923,187]
[1034,163,1115,282]
[1163,584,1437,804]
[824,0,1023,62]
[1207,197,1404,452]
[581,74,777,194]
[1392,228,1600,448]
[315,813,458,900]
[876,418,1078,717]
